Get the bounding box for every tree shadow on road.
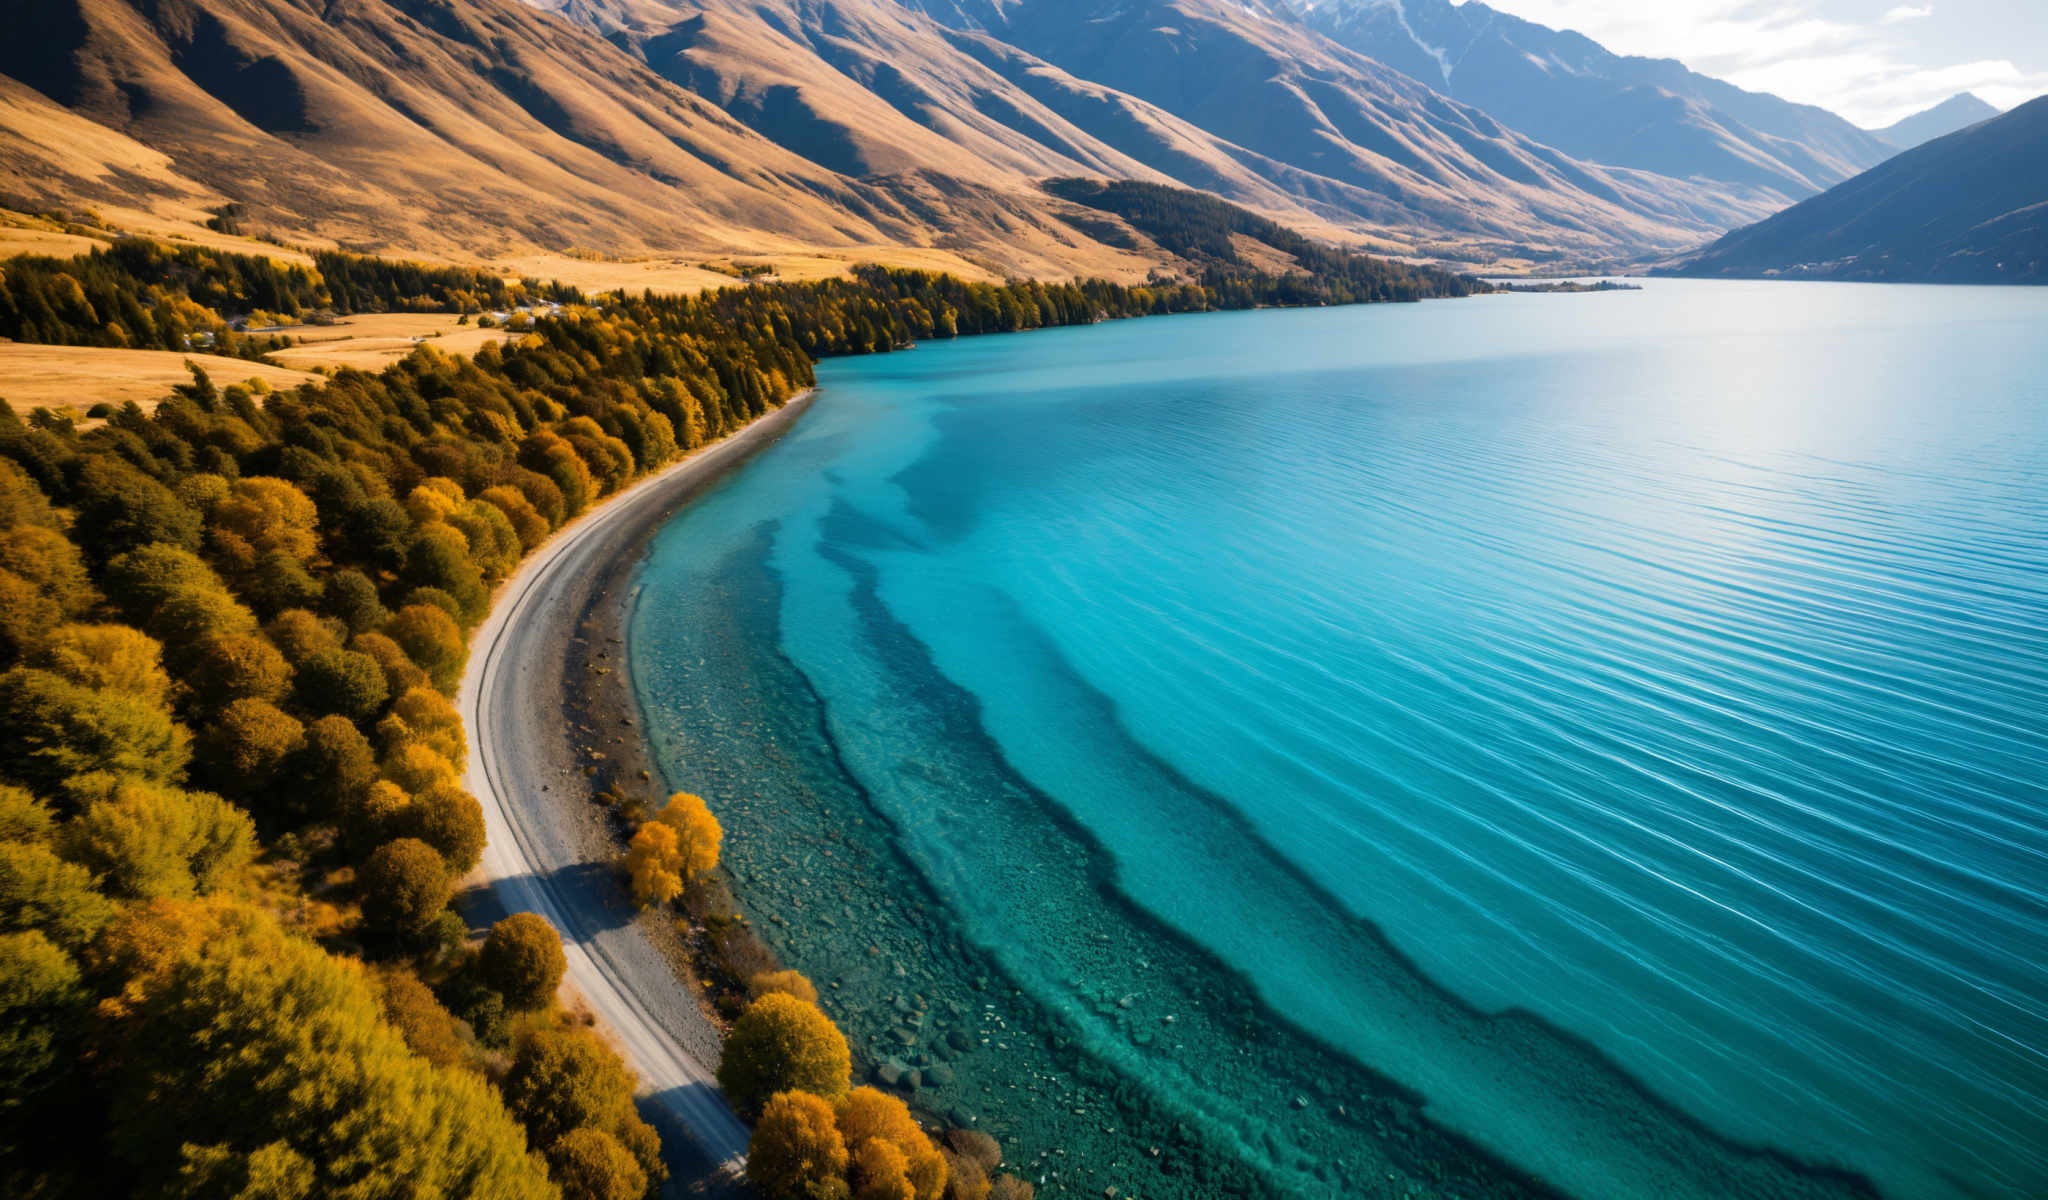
[455,859,641,940]
[641,1082,748,1200]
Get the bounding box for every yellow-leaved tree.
[623,791,721,907]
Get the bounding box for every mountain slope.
[569,0,1785,265]
[0,0,1175,278]
[1869,93,2000,150]
[1669,95,2048,283]
[1283,0,1892,202]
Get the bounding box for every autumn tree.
[385,604,466,692]
[357,838,451,942]
[0,929,85,1114]
[370,967,468,1069]
[836,1089,945,1200]
[35,623,171,704]
[501,1028,664,1188]
[403,778,487,874]
[624,822,683,909]
[748,1090,850,1200]
[480,913,566,1011]
[0,841,113,949]
[624,792,720,907]
[852,1140,915,1200]
[195,697,304,798]
[718,993,851,1116]
[183,631,293,709]
[94,901,556,1199]
[546,1128,646,1200]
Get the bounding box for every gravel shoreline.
[460,390,816,1196]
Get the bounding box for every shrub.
[718,993,851,1116]
[479,913,566,1011]
[749,969,819,1005]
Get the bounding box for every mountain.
[554,0,1788,268]
[1282,0,1894,203]
[0,0,1185,278]
[1669,95,2048,283]
[1869,92,2000,150]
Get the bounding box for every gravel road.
[460,392,816,1194]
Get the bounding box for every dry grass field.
[265,312,515,371]
[0,343,322,414]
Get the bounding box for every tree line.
[0,239,578,359]
[1045,177,1490,304]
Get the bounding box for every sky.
[1462,0,2048,126]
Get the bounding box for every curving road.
[460,393,815,1193]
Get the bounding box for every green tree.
[103,545,257,650]
[287,715,377,821]
[748,1090,851,1200]
[321,569,390,635]
[0,666,191,795]
[479,913,566,1011]
[60,778,255,900]
[0,930,85,1114]
[357,838,451,942]
[71,457,202,561]
[717,993,852,1116]
[293,648,389,721]
[0,842,114,948]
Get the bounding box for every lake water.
[628,280,2048,1200]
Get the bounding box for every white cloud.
[1473,0,2042,126]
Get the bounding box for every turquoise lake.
[628,279,2048,1199]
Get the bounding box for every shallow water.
[629,280,2048,1199]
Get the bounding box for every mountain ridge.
[1868,92,2000,150]
[1283,0,1894,202]
[1668,94,2047,283]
